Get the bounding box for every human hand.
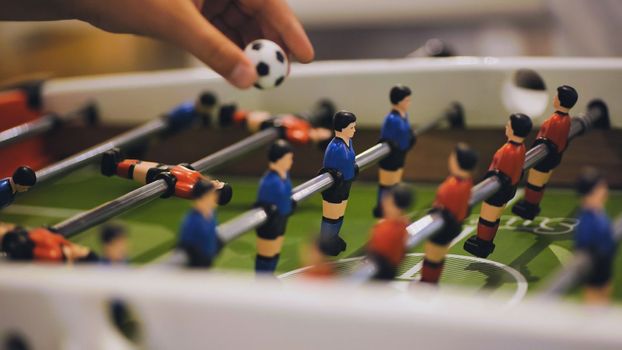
[70,0,314,88]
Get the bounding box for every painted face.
[276,152,294,172]
[342,122,356,139]
[381,194,401,219]
[586,181,609,208]
[505,121,513,139]
[397,96,412,112]
[196,189,218,216]
[553,95,561,110]
[448,152,460,175]
[105,236,129,262]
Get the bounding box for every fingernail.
[229,62,256,89]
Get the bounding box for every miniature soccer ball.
[244,39,289,90]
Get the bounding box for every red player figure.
[0,226,98,263]
[366,184,414,280]
[512,85,579,220]
[374,85,416,218]
[421,144,478,284]
[101,149,232,204]
[464,114,533,258]
[218,104,332,146]
[100,224,129,264]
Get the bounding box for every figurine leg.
[255,236,284,274]
[421,241,449,284]
[320,200,348,256]
[374,169,403,218]
[512,169,552,220]
[463,203,504,258]
[130,161,161,184]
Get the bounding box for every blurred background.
[1,0,622,82]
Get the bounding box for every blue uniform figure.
[177,179,221,268]
[0,179,15,209]
[255,140,295,274]
[257,171,293,216]
[574,167,617,302]
[380,110,413,151]
[322,137,356,181]
[0,167,37,209]
[374,85,414,218]
[319,111,357,256]
[166,92,217,132]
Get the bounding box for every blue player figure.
[177,179,222,267]
[166,91,218,131]
[574,167,617,304]
[100,225,129,264]
[318,111,357,256]
[0,166,36,209]
[374,85,416,218]
[254,140,295,274]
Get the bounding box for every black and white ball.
[244,39,289,89]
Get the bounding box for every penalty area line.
[2,204,84,218]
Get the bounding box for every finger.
[244,0,314,63]
[168,8,257,88]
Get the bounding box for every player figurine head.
[192,179,218,217]
[195,91,218,125]
[576,167,608,210]
[333,111,357,140]
[100,224,128,263]
[268,140,294,176]
[10,166,36,193]
[554,85,578,113]
[390,85,412,115]
[505,113,532,143]
[0,228,32,260]
[449,143,478,178]
[381,184,413,219]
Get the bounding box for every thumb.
[169,9,257,89]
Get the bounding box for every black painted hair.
[191,179,215,199]
[509,113,533,138]
[100,224,127,244]
[576,167,605,196]
[454,143,478,171]
[557,85,578,109]
[333,111,357,131]
[1,228,34,260]
[12,166,36,187]
[198,91,217,107]
[388,184,414,210]
[390,85,412,105]
[268,139,293,162]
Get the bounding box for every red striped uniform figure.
[421,143,478,284]
[513,85,578,220]
[366,184,414,280]
[464,114,532,259]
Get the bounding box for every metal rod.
[54,128,279,237]
[348,103,605,282]
[0,102,95,148]
[192,128,278,172]
[540,217,622,297]
[216,106,457,245]
[36,118,167,184]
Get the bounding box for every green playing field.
[2,166,621,302]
